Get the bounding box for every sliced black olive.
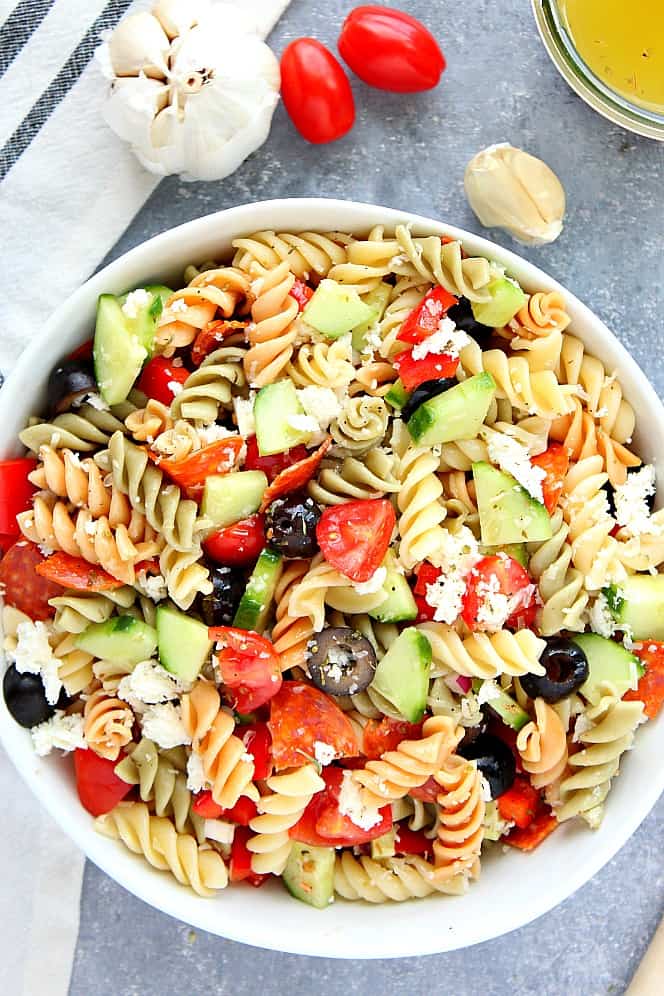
[447,297,494,345]
[306,627,377,696]
[2,665,69,728]
[266,492,321,559]
[457,715,488,751]
[47,360,97,415]
[401,377,457,422]
[520,637,589,703]
[196,564,246,626]
[458,733,516,799]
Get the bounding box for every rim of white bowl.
[1,199,662,958]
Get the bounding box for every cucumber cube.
[473,461,552,544]
[303,279,374,339]
[471,277,526,328]
[407,372,496,446]
[254,380,313,456]
[202,471,268,528]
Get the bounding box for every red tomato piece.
[203,514,266,567]
[290,279,314,311]
[316,498,395,583]
[461,555,535,632]
[259,438,332,513]
[0,458,37,535]
[414,592,436,623]
[35,551,125,591]
[392,350,459,393]
[413,562,442,596]
[210,627,283,714]
[191,321,248,367]
[0,541,62,620]
[74,748,132,817]
[240,722,273,780]
[157,438,243,497]
[290,766,391,846]
[0,534,15,555]
[625,642,664,719]
[192,790,223,819]
[531,444,570,513]
[362,717,423,760]
[244,435,310,483]
[394,824,433,857]
[505,809,558,851]
[338,6,446,93]
[68,339,94,362]
[137,356,190,406]
[229,826,269,886]
[269,682,359,771]
[280,38,355,144]
[396,286,457,345]
[497,776,542,830]
[409,776,440,803]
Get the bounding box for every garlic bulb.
[98,0,280,182]
[464,144,566,247]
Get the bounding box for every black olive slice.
[47,360,98,415]
[266,492,322,559]
[401,378,457,423]
[305,627,377,696]
[458,733,516,799]
[446,297,494,344]
[2,665,60,728]
[520,638,589,704]
[196,564,246,627]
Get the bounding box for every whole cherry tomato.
[338,6,446,93]
[280,38,355,144]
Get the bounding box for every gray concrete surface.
[69,0,664,993]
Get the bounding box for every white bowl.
[1,199,662,958]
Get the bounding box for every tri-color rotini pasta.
[1,224,659,909]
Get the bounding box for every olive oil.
[559,0,664,114]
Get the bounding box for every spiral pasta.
[92,657,135,694]
[150,420,203,462]
[155,267,251,357]
[348,359,398,398]
[334,851,466,902]
[115,739,192,833]
[286,337,354,389]
[377,278,428,359]
[392,225,496,302]
[507,291,571,339]
[243,261,299,388]
[527,508,589,636]
[432,755,485,881]
[561,455,626,590]
[271,560,313,672]
[51,632,95,696]
[247,764,326,875]
[232,230,350,279]
[397,446,448,570]
[170,346,246,423]
[550,399,640,487]
[516,698,568,789]
[330,395,389,454]
[416,624,546,680]
[95,802,228,895]
[181,681,256,809]
[308,449,399,506]
[327,227,396,294]
[555,334,635,443]
[49,587,137,634]
[19,402,131,454]
[287,557,388,632]
[125,400,173,443]
[83,688,134,761]
[158,544,212,612]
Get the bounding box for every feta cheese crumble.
[31,712,86,756]
[354,566,387,596]
[482,427,546,503]
[196,424,237,447]
[186,751,209,793]
[204,819,235,845]
[410,317,470,360]
[287,414,319,434]
[476,680,502,706]
[337,771,382,830]
[141,703,191,749]
[121,288,151,319]
[588,593,616,639]
[297,386,343,430]
[11,620,62,705]
[233,395,255,437]
[313,741,337,767]
[83,392,110,412]
[425,526,481,624]
[135,570,167,602]
[613,465,660,536]
[117,659,186,710]
[167,380,184,397]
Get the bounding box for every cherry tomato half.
[461,555,535,632]
[210,627,282,714]
[280,38,355,144]
[0,458,37,535]
[0,540,62,620]
[74,748,132,817]
[338,6,446,93]
[289,766,392,847]
[203,514,266,567]
[268,682,359,770]
[316,498,395,583]
[137,356,190,406]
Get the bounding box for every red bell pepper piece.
[624,642,664,719]
[137,357,190,406]
[259,438,332,513]
[192,790,223,819]
[497,777,542,829]
[397,286,458,345]
[74,748,132,817]
[193,792,259,826]
[229,826,268,886]
[505,809,558,851]
[0,458,37,535]
[531,444,570,513]
[392,349,459,392]
[394,824,433,857]
[35,551,125,591]
[290,279,314,311]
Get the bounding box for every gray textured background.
[70,0,664,993]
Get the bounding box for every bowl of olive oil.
[532,0,664,140]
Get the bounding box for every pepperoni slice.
[268,681,359,770]
[259,438,332,512]
[191,321,248,367]
[0,541,62,620]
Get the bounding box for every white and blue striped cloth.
[0,3,290,993]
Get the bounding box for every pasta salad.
[1,224,662,907]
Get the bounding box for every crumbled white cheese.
[483,427,546,503]
[360,323,382,357]
[287,414,318,434]
[233,395,256,437]
[84,518,98,536]
[613,465,660,536]
[186,751,209,793]
[410,318,470,360]
[338,771,382,830]
[313,741,337,767]
[425,526,481,624]
[31,712,86,756]
[117,659,185,709]
[196,424,237,446]
[588,593,616,639]
[204,819,236,845]
[297,386,343,429]
[84,392,110,412]
[354,566,387,596]
[476,680,502,706]
[169,297,187,315]
[11,620,61,705]
[141,703,191,749]
[479,774,493,803]
[121,288,151,319]
[474,574,537,633]
[38,543,55,558]
[167,381,184,397]
[135,570,167,602]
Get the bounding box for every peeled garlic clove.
[464,144,566,247]
[109,12,170,79]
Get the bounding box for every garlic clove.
[152,0,204,40]
[109,12,170,80]
[103,75,170,147]
[464,144,566,247]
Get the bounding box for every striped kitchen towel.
[0,5,291,995]
[0,0,291,383]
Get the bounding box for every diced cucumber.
[94,295,147,405]
[368,552,417,623]
[407,372,496,446]
[479,683,530,731]
[370,628,431,723]
[201,471,268,529]
[254,380,313,456]
[351,282,391,350]
[480,542,529,568]
[76,615,157,665]
[303,279,374,339]
[371,828,396,859]
[384,378,411,410]
[283,843,335,909]
[118,285,173,355]
[573,633,644,705]
[473,461,552,545]
[233,547,283,631]
[157,605,212,683]
[611,575,664,640]
[471,276,526,328]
